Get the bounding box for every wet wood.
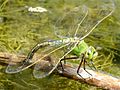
[0,52,120,90]
[58,65,120,90]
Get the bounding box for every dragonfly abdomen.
[48,37,79,46]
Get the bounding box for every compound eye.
[93,51,98,57]
[88,49,91,54]
[87,53,89,55]
[93,51,96,54]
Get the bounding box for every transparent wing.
[6,58,30,73]
[33,42,77,78]
[54,0,115,39]
[54,5,88,38]
[77,0,115,40]
[6,41,75,78]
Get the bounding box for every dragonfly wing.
[33,44,65,78]
[54,5,88,38]
[76,0,115,40]
[33,57,53,78]
[6,58,31,73]
[33,42,78,78]
[6,40,74,78]
[54,0,115,39]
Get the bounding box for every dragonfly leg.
[85,59,97,71]
[90,59,97,71]
[83,59,92,76]
[59,55,89,79]
[85,60,93,70]
[59,60,64,72]
[77,54,84,79]
[63,56,66,65]
[59,56,79,72]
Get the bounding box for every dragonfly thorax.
[71,41,98,60]
[71,40,89,57]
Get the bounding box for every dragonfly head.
[86,46,98,60]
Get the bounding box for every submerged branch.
[0,52,120,90]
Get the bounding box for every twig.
[0,52,120,90]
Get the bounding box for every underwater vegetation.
[0,0,120,90]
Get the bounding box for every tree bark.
[0,52,120,90]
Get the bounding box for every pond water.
[0,0,120,90]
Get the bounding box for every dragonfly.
[6,0,115,78]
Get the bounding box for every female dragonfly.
[6,0,115,78]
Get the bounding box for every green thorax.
[71,40,88,57]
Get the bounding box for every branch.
[0,52,120,90]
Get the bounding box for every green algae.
[0,0,120,90]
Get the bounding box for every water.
[0,0,120,90]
